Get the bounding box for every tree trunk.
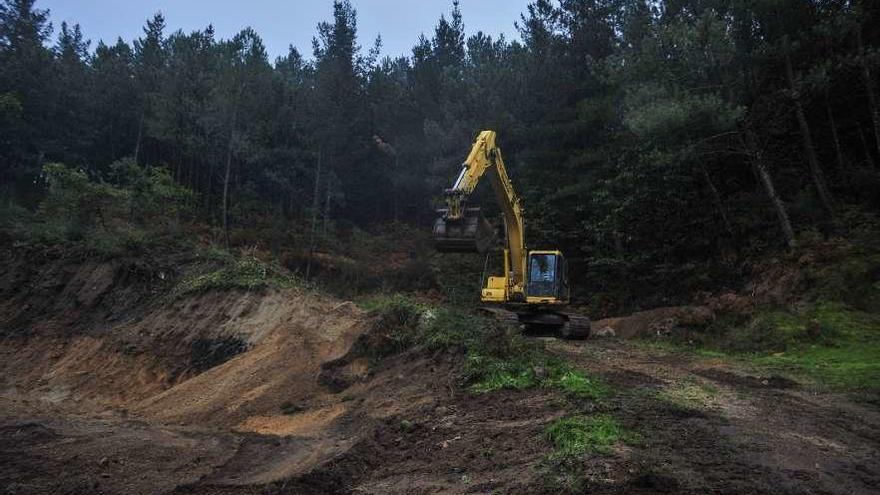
[860,126,877,169]
[206,155,214,216]
[857,28,880,158]
[222,109,237,248]
[133,109,144,165]
[747,132,796,248]
[393,156,400,223]
[305,145,323,281]
[825,93,846,169]
[322,174,331,236]
[699,163,733,236]
[785,49,834,217]
[785,50,834,217]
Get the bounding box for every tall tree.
[132,12,166,165]
[0,0,53,199]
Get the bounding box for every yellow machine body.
[433,130,570,309]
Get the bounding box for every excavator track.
[477,306,591,340]
[560,314,591,340]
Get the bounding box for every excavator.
[432,130,590,339]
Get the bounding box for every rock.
[532,365,547,380]
[594,327,616,338]
[650,317,678,336]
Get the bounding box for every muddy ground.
[4,337,879,494]
[1,260,879,494]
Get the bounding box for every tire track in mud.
[547,339,880,495]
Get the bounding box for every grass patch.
[666,301,880,392]
[171,254,298,299]
[540,414,637,494]
[657,380,718,410]
[363,294,610,399]
[545,415,626,456]
[551,367,611,400]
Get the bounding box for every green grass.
[170,255,298,299]
[664,301,880,392]
[467,353,537,392]
[467,354,610,400]
[544,415,626,456]
[736,303,880,390]
[362,295,611,400]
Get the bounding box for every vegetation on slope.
[2,0,880,313]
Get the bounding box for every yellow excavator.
[433,130,590,339]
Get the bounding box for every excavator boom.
[433,131,527,299]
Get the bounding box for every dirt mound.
[592,305,715,338]
[135,293,364,427]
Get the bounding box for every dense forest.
[1,0,879,310]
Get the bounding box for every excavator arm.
[434,130,527,300]
[433,129,587,338]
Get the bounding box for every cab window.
[528,254,558,297]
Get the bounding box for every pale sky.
[36,0,531,61]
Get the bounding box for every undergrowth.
[362,294,610,400]
[666,301,880,391]
[170,254,299,299]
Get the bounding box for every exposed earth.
[1,259,879,494]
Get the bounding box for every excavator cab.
[525,250,569,305]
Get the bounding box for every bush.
[364,296,610,398]
[3,161,196,258]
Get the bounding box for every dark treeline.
[1,0,880,308]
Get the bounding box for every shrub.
[171,254,298,298]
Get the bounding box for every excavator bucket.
[433,208,496,253]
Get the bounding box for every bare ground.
[1,260,879,494]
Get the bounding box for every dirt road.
[546,339,880,495]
